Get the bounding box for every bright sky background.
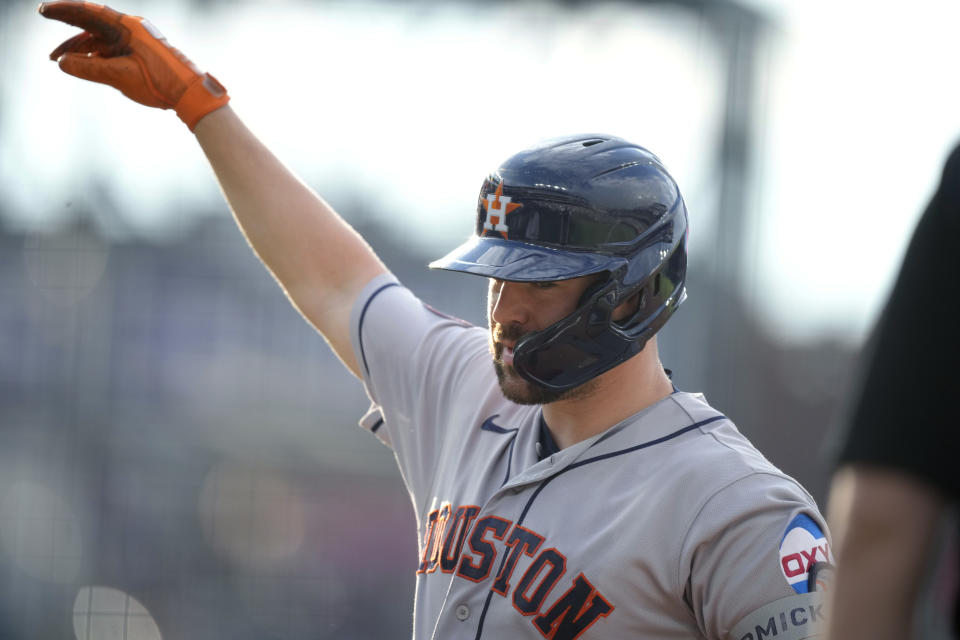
[2,0,958,343]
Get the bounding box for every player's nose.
[489,280,530,329]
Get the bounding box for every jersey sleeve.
[349,273,490,498]
[680,473,832,640]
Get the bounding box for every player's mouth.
[491,323,523,369]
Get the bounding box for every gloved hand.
[39,1,230,130]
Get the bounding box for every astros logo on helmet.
[481,181,522,239]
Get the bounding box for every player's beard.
[490,324,598,405]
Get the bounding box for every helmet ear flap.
[615,243,687,341]
[578,275,617,338]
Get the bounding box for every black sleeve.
[835,142,960,499]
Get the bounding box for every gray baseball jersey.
[350,274,832,639]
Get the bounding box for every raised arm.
[39,1,389,377]
[193,107,388,376]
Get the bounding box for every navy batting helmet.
[429,134,688,391]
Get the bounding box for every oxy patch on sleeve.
[729,592,827,640]
[779,514,833,594]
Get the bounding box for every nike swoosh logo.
[480,415,517,434]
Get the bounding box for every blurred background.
[1,0,958,638]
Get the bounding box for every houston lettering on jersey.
[418,502,614,639]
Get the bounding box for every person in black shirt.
[827,142,960,639]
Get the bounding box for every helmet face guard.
[429,134,688,392]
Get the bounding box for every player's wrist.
[191,101,237,140]
[174,72,230,130]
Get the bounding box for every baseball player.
[40,3,834,638]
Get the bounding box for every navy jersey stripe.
[565,414,726,472]
[518,414,727,525]
[474,570,501,639]
[502,437,518,488]
[357,282,400,377]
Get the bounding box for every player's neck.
[541,340,674,450]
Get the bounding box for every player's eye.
[531,281,557,290]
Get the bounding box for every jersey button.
[455,604,471,621]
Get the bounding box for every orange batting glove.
[39,1,230,130]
